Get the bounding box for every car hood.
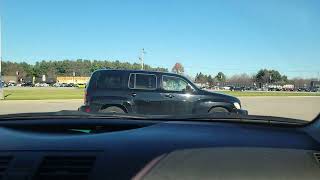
[200,89,241,103]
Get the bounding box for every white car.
[34,83,41,87]
[222,86,231,90]
[41,83,49,87]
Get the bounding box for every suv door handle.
[165,94,174,98]
[130,93,137,97]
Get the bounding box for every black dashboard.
[0,116,319,180]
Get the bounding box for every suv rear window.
[92,71,124,89]
[129,73,157,90]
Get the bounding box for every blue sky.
[1,0,320,78]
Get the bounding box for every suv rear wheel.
[99,106,126,114]
[209,107,229,113]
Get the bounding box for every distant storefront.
[311,81,320,88]
[56,76,90,84]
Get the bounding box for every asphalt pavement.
[240,96,320,120]
[0,97,319,121]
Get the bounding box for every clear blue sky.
[1,0,320,78]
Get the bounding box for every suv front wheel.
[209,107,229,113]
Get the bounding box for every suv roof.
[88,69,197,91]
[93,69,187,78]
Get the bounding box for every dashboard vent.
[314,153,320,163]
[0,156,13,180]
[34,156,96,180]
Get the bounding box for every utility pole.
[139,48,146,70]
[0,16,4,100]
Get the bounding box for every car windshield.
[0,0,319,122]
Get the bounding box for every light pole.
[139,48,146,70]
[0,16,4,100]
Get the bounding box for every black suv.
[79,69,247,115]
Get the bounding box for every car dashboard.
[0,116,319,180]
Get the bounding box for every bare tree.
[171,63,184,74]
[291,78,316,88]
[228,73,254,85]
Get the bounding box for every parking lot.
[0,97,319,121]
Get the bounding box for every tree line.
[1,59,168,79]
[1,60,317,87]
[194,72,227,85]
[170,63,294,86]
[193,69,317,87]
[194,70,289,86]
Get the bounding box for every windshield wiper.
[0,110,307,125]
[178,113,307,125]
[0,111,149,120]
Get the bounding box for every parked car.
[3,82,8,87]
[59,83,67,87]
[282,84,295,91]
[297,87,310,92]
[21,82,34,87]
[76,83,86,88]
[222,86,232,90]
[310,87,320,92]
[58,83,74,87]
[34,83,41,87]
[268,85,282,91]
[7,82,16,86]
[42,83,49,87]
[230,86,245,91]
[245,86,257,91]
[34,83,49,87]
[67,83,75,87]
[52,83,60,87]
[79,69,247,115]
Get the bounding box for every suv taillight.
[85,106,91,113]
[84,91,88,104]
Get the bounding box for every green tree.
[207,75,214,87]
[195,72,207,84]
[255,69,283,83]
[256,69,268,83]
[215,72,226,82]
[281,75,288,83]
[269,70,282,83]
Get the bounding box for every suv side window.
[95,71,123,89]
[162,75,194,92]
[129,73,157,90]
